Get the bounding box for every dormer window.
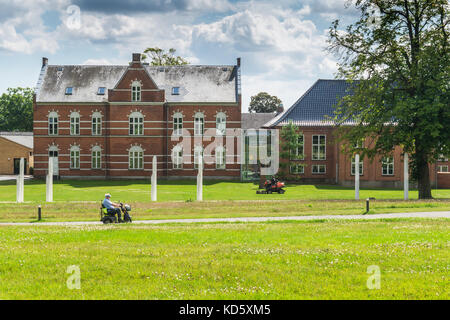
[65,87,73,95]
[172,87,180,95]
[97,87,106,95]
[131,81,141,102]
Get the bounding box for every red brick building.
[33,53,242,179]
[264,80,450,188]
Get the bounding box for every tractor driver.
[103,193,123,222]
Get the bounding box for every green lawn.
[0,179,448,223]
[0,219,448,299]
[0,179,449,202]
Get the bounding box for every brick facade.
[33,54,241,179]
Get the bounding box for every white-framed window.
[312,135,326,160]
[92,112,102,135]
[129,112,144,135]
[172,87,180,95]
[216,112,226,136]
[351,156,364,175]
[194,112,204,136]
[70,146,80,169]
[70,112,80,135]
[438,154,449,162]
[173,112,183,136]
[194,146,203,169]
[131,81,141,102]
[312,164,326,174]
[353,139,365,149]
[290,164,304,174]
[215,146,226,169]
[438,165,448,173]
[48,112,58,135]
[291,134,304,160]
[382,157,394,175]
[129,146,143,170]
[172,145,183,169]
[91,146,101,169]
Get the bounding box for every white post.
[46,157,53,202]
[197,157,203,201]
[151,156,157,202]
[17,158,24,203]
[404,153,409,200]
[355,154,360,200]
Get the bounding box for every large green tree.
[0,87,34,132]
[142,47,189,66]
[328,0,449,199]
[249,92,283,113]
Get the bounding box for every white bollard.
[17,158,25,203]
[46,157,53,202]
[151,156,157,202]
[404,153,409,200]
[197,157,203,201]
[355,154,360,200]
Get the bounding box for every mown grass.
[1,199,449,223]
[0,219,448,299]
[0,179,449,203]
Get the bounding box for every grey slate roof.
[264,79,356,127]
[241,113,277,130]
[36,64,238,104]
[0,132,33,149]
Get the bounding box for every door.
[49,151,59,177]
[13,158,28,175]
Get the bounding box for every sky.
[0,0,360,111]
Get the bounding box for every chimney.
[276,103,284,115]
[132,53,141,62]
[42,57,48,68]
[237,57,241,67]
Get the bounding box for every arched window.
[215,146,226,169]
[194,112,204,136]
[173,112,183,136]
[91,146,102,169]
[129,111,144,135]
[216,112,226,136]
[172,145,183,169]
[70,145,80,169]
[48,112,58,135]
[194,146,203,169]
[129,146,143,170]
[92,112,102,135]
[70,112,80,135]
[131,81,141,102]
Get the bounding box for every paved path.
[0,211,448,227]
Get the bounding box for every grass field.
[0,219,448,299]
[1,179,449,202]
[1,179,449,222]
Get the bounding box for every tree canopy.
[0,87,34,132]
[328,0,449,199]
[249,92,283,113]
[142,47,189,66]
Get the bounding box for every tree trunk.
[417,159,433,199]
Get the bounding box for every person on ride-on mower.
[102,193,124,223]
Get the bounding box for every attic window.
[65,87,73,95]
[172,87,180,95]
[57,67,63,72]
[97,87,106,95]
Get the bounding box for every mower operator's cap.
[105,193,111,198]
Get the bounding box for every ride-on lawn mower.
[257,178,286,194]
[100,202,133,224]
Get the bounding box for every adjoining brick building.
[264,79,450,188]
[33,53,242,179]
[0,132,34,175]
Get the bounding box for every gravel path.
[0,211,448,227]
